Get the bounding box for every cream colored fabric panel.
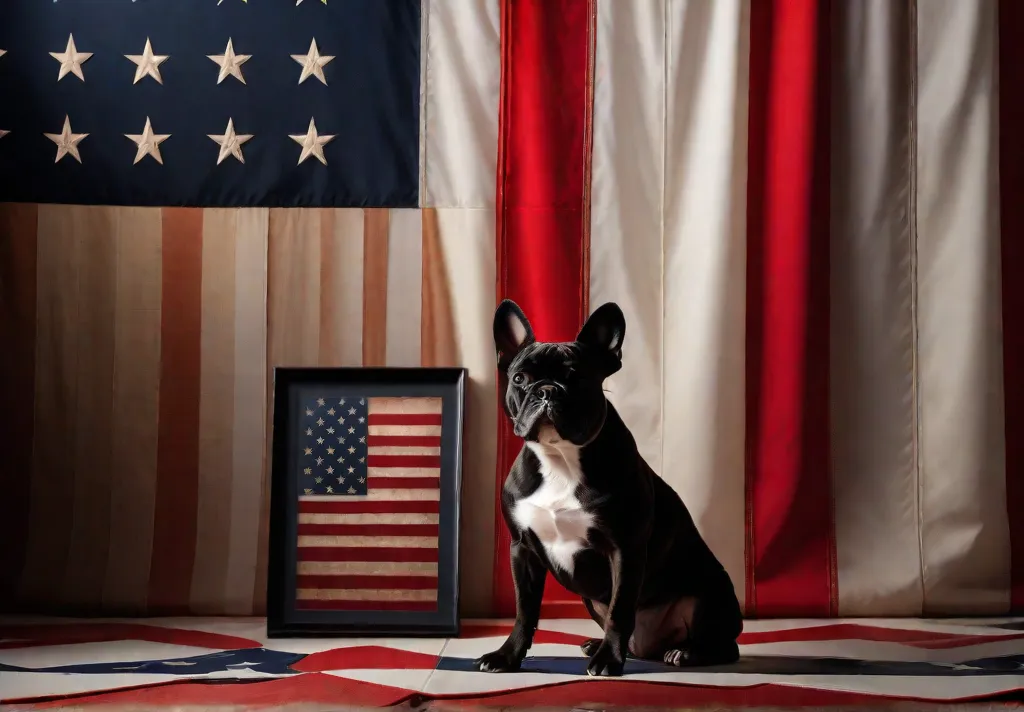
[420,0,501,208]
[385,209,424,367]
[589,0,665,475]
[225,209,269,615]
[916,0,1010,614]
[830,0,922,616]
[431,208,497,616]
[661,0,750,610]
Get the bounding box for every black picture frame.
[267,367,465,638]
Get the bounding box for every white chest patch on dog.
[512,426,595,574]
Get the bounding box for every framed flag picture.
[267,367,465,638]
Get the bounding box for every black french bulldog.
[474,299,743,677]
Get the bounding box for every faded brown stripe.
[257,208,323,613]
[361,208,389,366]
[420,208,457,367]
[0,203,38,606]
[190,210,237,614]
[104,208,163,613]
[63,207,117,609]
[20,206,81,609]
[148,207,203,614]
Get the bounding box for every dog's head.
[493,299,625,446]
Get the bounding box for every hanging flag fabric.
[0,0,420,206]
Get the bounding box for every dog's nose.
[538,384,556,400]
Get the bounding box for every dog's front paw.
[580,637,601,656]
[474,648,523,673]
[585,641,626,677]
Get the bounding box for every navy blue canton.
[0,0,421,207]
[300,395,369,497]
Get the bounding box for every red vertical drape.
[493,0,595,618]
[743,0,837,617]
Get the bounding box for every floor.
[1,616,1023,708]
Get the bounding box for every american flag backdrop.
[1,0,1024,622]
[0,0,420,206]
[294,395,442,612]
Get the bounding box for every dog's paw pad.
[663,648,691,666]
[474,650,521,673]
[580,638,602,656]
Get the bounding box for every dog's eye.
[511,372,530,387]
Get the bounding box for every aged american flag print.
[296,396,442,612]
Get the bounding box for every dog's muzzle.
[511,381,567,438]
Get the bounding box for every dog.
[474,299,743,677]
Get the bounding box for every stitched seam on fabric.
[492,0,513,617]
[580,0,596,324]
[908,0,926,617]
[417,0,430,208]
[823,0,839,620]
[420,637,449,692]
[659,0,668,500]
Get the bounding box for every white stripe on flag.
[297,535,439,548]
[298,561,439,576]
[369,425,441,436]
[366,467,439,478]
[368,396,443,414]
[367,446,440,456]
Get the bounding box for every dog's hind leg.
[662,582,742,667]
[580,598,605,656]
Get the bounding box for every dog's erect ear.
[493,299,535,366]
[576,302,625,366]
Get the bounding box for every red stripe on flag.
[492,0,596,617]
[368,414,441,426]
[744,0,835,617]
[297,523,439,537]
[370,435,441,447]
[366,477,440,490]
[1000,0,1024,613]
[297,547,439,563]
[298,500,439,515]
[295,599,438,612]
[296,574,439,590]
[367,455,440,468]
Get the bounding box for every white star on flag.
[208,118,253,164]
[207,38,250,85]
[125,38,169,84]
[289,118,335,165]
[44,116,88,164]
[291,39,334,85]
[49,34,92,82]
[125,117,171,165]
